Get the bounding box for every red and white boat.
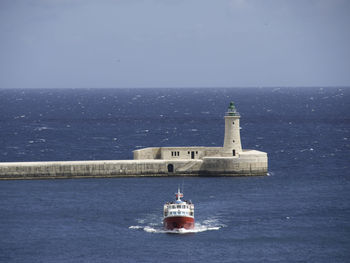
[163,189,195,230]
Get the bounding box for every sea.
[0,87,349,263]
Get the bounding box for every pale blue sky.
[1,0,349,88]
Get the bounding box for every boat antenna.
[182,178,185,195]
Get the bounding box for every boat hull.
[163,216,195,230]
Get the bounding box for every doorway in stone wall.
[191,151,195,159]
[167,164,174,173]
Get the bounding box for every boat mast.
[176,187,183,201]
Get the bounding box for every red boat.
[163,189,195,230]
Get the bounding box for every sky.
[0,0,349,89]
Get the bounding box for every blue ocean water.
[0,87,349,262]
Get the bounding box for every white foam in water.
[130,218,225,234]
[34,126,51,131]
[129,226,143,229]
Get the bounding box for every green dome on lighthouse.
[227,101,239,116]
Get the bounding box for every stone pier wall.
[0,150,267,180]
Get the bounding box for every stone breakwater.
[0,150,267,180]
[0,103,268,180]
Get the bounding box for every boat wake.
[129,217,225,234]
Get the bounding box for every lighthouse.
[222,102,242,156]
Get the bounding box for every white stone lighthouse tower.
[222,102,242,156]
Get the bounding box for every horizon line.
[0,86,349,90]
